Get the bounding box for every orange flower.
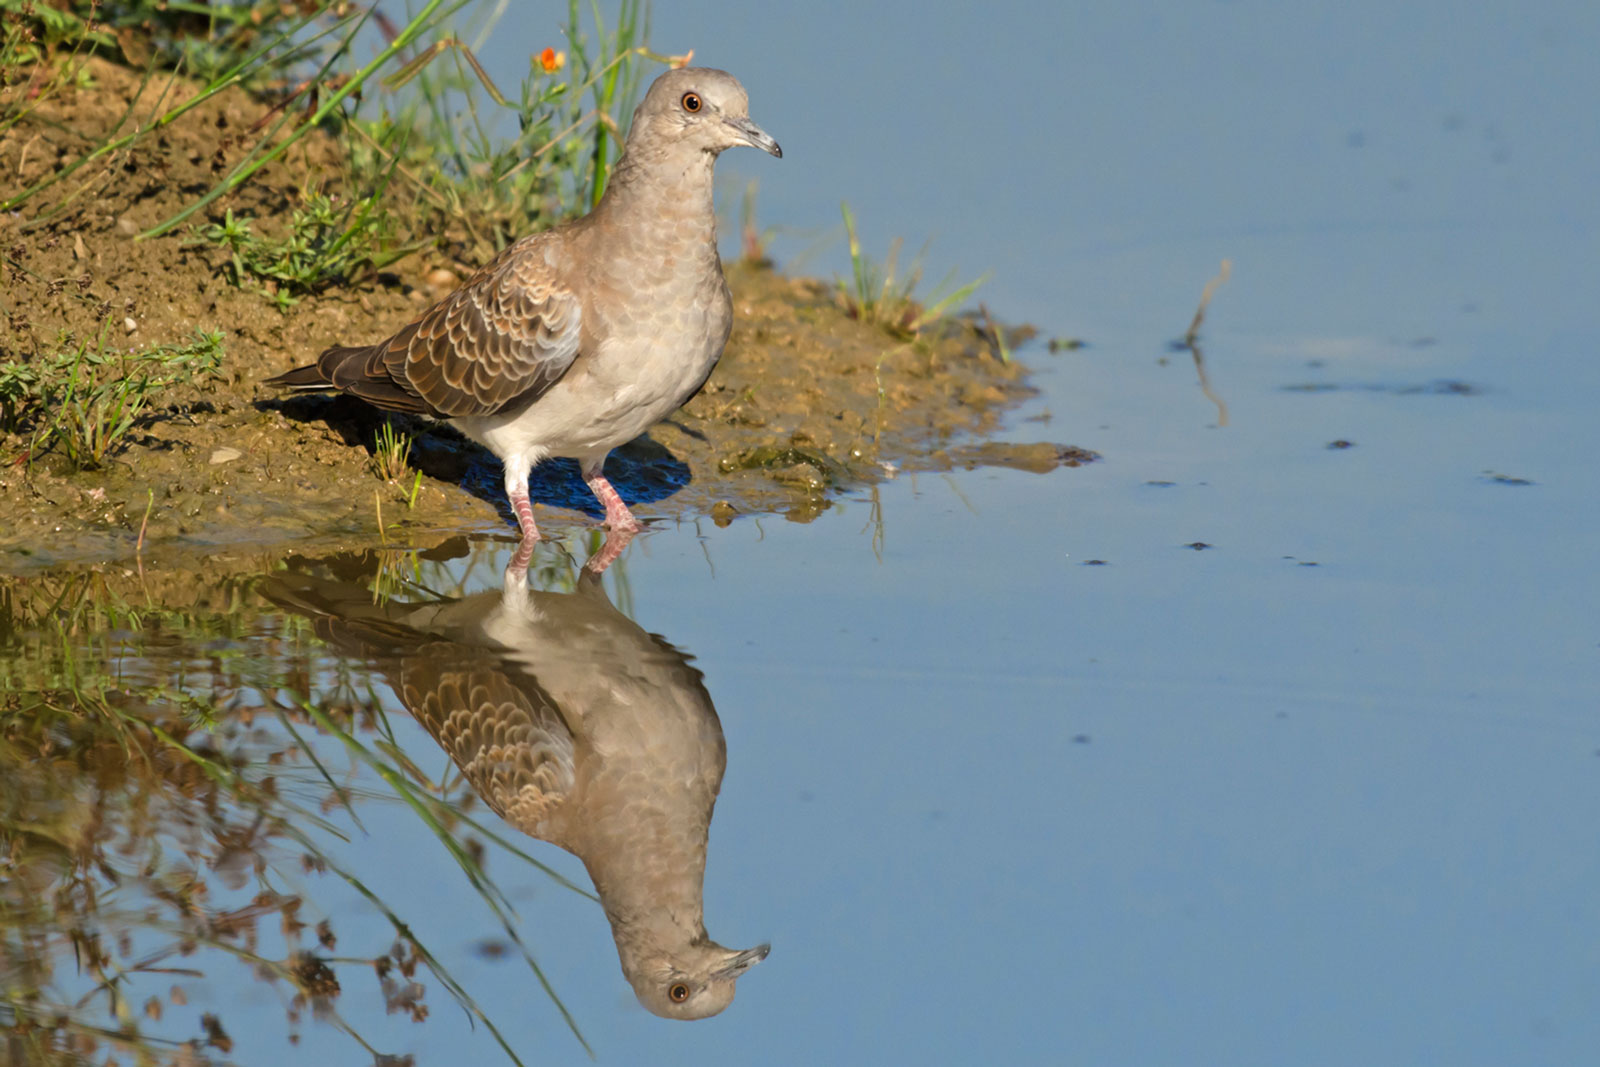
[538,47,566,73]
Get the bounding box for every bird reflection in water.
[263,547,767,1019]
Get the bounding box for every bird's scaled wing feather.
[401,642,576,832]
[373,234,583,418]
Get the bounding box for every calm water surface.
[6,0,1599,1064]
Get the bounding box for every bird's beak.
[725,116,782,158]
[713,942,771,980]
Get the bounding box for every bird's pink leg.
[583,525,638,574]
[503,455,540,579]
[579,461,643,574]
[509,489,540,541]
[505,509,538,576]
[582,464,645,534]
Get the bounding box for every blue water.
[466,2,1600,1062]
[250,402,1600,1065]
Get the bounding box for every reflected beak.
[725,116,782,158]
[713,942,772,979]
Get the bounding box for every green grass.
[738,178,779,264]
[370,420,414,484]
[0,324,225,469]
[837,201,989,341]
[1,0,351,91]
[191,190,414,310]
[349,0,659,259]
[0,0,101,135]
[4,0,671,283]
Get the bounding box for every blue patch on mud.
[457,438,692,528]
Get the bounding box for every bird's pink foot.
[583,468,645,533]
[505,531,538,578]
[509,489,542,541]
[504,489,541,580]
[583,527,639,575]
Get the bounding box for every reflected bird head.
[624,940,770,1020]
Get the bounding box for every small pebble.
[425,267,460,298]
[210,447,243,465]
[123,316,138,334]
[116,216,139,237]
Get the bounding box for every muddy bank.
[1,57,1091,575]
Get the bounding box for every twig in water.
[1184,259,1232,346]
[135,488,153,553]
[1182,259,1233,427]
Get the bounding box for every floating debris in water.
[1282,380,1482,396]
[933,442,1099,474]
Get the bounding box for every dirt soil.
[0,57,1093,575]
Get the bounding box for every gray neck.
[592,142,721,260]
[577,803,713,956]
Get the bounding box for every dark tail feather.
[263,344,374,391]
[262,363,333,390]
[257,573,432,659]
[265,344,431,415]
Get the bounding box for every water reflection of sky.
[279,450,1599,1064]
[466,2,1600,1062]
[565,0,1600,339]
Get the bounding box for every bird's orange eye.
[669,983,690,1003]
[681,92,701,113]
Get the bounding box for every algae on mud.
[0,55,1088,575]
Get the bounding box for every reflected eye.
[668,983,690,1003]
[681,92,702,113]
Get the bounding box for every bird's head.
[629,67,782,160]
[620,938,771,1020]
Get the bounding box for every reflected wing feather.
[401,642,576,832]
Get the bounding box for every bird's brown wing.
[310,232,583,418]
[401,641,577,833]
[257,571,575,831]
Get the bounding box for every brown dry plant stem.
[1185,258,1232,346]
[1183,259,1232,427]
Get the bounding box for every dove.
[265,68,781,565]
[263,551,768,1018]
